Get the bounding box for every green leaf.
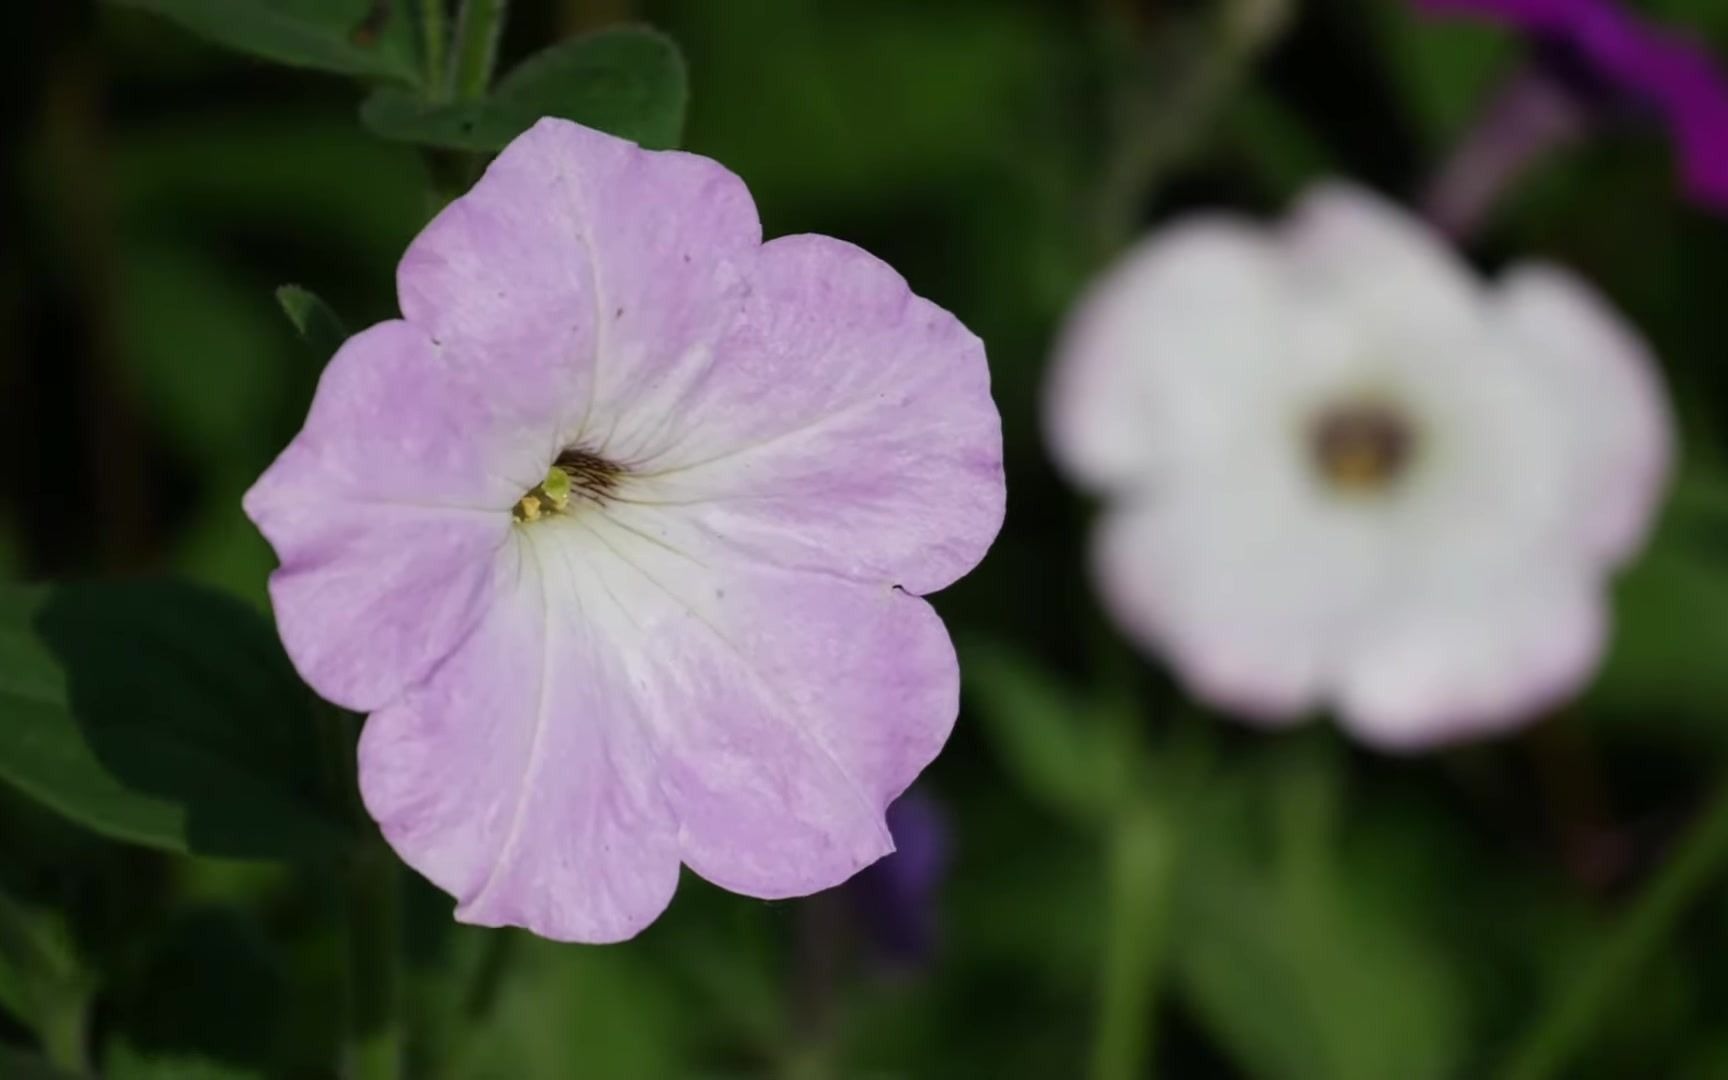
[0,580,345,859]
[108,0,419,82]
[275,285,349,364]
[360,27,687,153]
[958,639,1115,823]
[1173,754,1469,1080]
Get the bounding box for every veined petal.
[245,321,535,710]
[359,504,958,939]
[358,531,680,944]
[609,235,1003,596]
[565,505,958,898]
[398,119,763,445]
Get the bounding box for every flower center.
[1307,401,1417,495]
[513,448,624,523]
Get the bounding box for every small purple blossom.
[244,119,1005,943]
[1416,0,1728,211]
[848,787,950,968]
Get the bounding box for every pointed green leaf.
[360,27,687,152]
[108,0,420,82]
[275,285,349,365]
[0,580,345,860]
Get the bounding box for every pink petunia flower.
[244,119,1005,942]
[1047,183,1670,750]
[1416,0,1728,212]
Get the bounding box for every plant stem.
[0,889,89,1074]
[1500,774,1728,1080]
[36,994,89,1075]
[316,706,403,1080]
[1089,792,1176,1080]
[1087,0,1290,260]
[448,0,509,101]
[346,842,403,1080]
[416,0,449,95]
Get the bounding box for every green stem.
[447,0,509,101]
[1087,0,1289,260]
[36,995,89,1076]
[346,844,403,1080]
[317,707,403,1080]
[1500,775,1728,1080]
[416,0,449,96]
[0,890,89,1074]
[1089,792,1177,1080]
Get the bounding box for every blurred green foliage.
[7,0,1728,1077]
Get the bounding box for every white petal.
[1336,566,1606,750]
[1494,263,1673,565]
[1282,182,1483,345]
[1094,466,1389,722]
[1045,218,1287,493]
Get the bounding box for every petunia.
[244,119,1005,942]
[1416,0,1728,214]
[1046,183,1670,750]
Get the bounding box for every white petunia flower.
[1045,182,1672,750]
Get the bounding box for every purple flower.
[1416,0,1728,211]
[244,119,1005,942]
[848,788,950,968]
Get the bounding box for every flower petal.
[398,118,763,445]
[565,505,957,898]
[357,531,680,944]
[1093,477,1387,723]
[1045,218,1285,494]
[1494,263,1672,565]
[613,235,1004,595]
[1336,567,1606,750]
[1283,182,1483,341]
[244,321,534,710]
[358,501,960,938]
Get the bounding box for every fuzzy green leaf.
[109,0,419,82]
[0,580,344,859]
